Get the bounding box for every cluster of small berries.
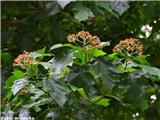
[67,30,102,49]
[113,38,143,56]
[13,51,32,69]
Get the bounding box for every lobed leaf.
[95,98,110,107]
[11,78,28,95]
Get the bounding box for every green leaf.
[96,1,119,18]
[50,44,63,50]
[23,98,52,109]
[44,78,71,107]
[140,99,149,111]
[117,65,136,73]
[125,78,147,104]
[45,2,61,16]
[77,88,88,99]
[87,48,106,57]
[96,1,113,13]
[63,44,80,49]
[5,69,25,89]
[69,85,88,99]
[95,58,119,89]
[95,98,110,107]
[146,87,157,94]
[108,53,119,60]
[30,52,52,59]
[140,65,160,79]
[70,72,96,94]
[38,62,53,69]
[37,47,46,54]
[134,55,150,65]
[69,84,78,92]
[57,0,72,9]
[51,51,73,75]
[31,47,52,59]
[105,94,124,104]
[74,48,86,65]
[129,63,160,80]
[108,1,129,16]
[4,69,25,100]
[11,78,28,95]
[91,96,102,103]
[33,106,41,112]
[74,6,94,21]
[28,84,45,101]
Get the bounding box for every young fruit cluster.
[113,38,143,57]
[67,30,102,49]
[13,51,33,69]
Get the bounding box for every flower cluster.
[113,38,143,56]
[67,34,77,43]
[13,51,33,69]
[67,30,102,49]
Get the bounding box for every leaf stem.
[124,58,128,71]
[37,87,51,97]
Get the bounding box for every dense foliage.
[1,1,160,120]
